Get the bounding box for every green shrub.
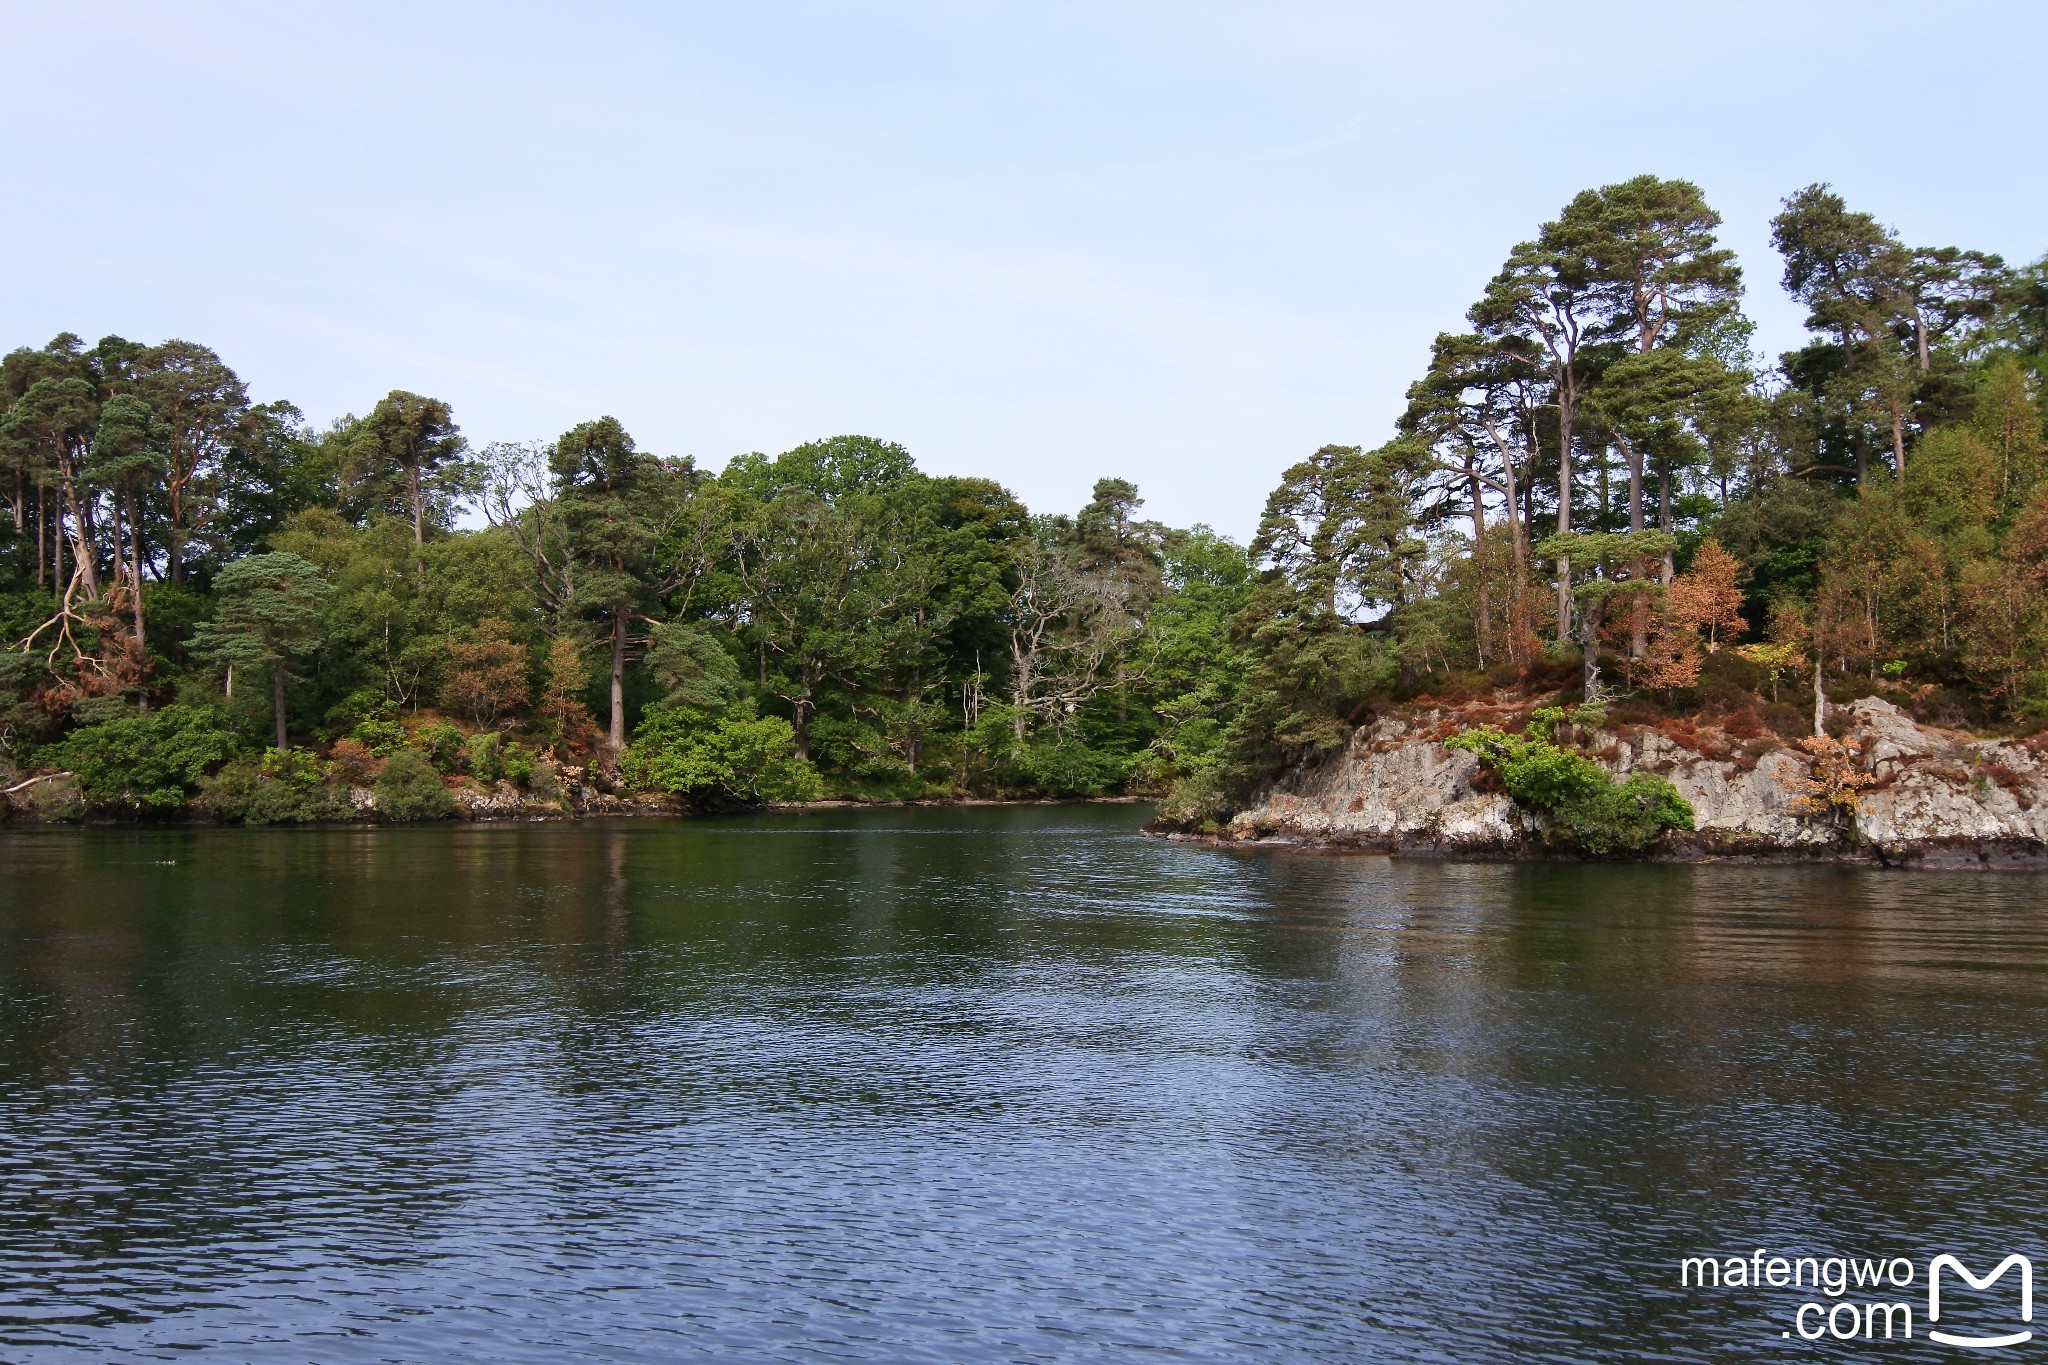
[46,705,243,811]
[1019,733,1128,797]
[1447,707,1693,857]
[1157,766,1231,828]
[524,754,562,801]
[502,741,537,787]
[464,731,506,783]
[415,719,466,772]
[621,703,821,803]
[965,710,1130,799]
[199,748,352,825]
[324,687,396,737]
[373,748,459,821]
[350,718,408,756]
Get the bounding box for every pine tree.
[190,552,330,750]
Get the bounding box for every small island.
[4,177,2045,861]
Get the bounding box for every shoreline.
[1146,825,2048,871]
[1,791,1155,830]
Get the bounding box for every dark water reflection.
[1,806,2043,1360]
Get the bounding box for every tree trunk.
[1554,447,1573,643]
[905,665,923,774]
[1892,408,1908,486]
[128,490,145,654]
[1578,592,1604,704]
[273,660,288,751]
[1812,651,1826,739]
[1658,464,1674,584]
[607,606,627,753]
[410,462,425,546]
[1468,470,1491,666]
[57,474,99,602]
[1625,441,1646,658]
[1555,369,1578,643]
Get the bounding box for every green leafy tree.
[644,619,742,709]
[190,552,331,750]
[514,418,716,754]
[621,701,820,803]
[82,391,160,653]
[1470,208,1602,639]
[1251,441,1433,622]
[1402,331,1549,662]
[125,339,253,585]
[722,437,941,762]
[348,390,469,545]
[48,704,242,811]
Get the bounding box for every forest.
[3,176,2045,825]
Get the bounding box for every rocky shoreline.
[1156,697,2048,870]
[0,778,1145,826]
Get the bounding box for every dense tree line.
[4,175,2044,823]
[1166,176,2048,825]
[0,347,1250,815]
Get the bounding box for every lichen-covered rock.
[1216,696,2048,867]
[1227,712,1522,852]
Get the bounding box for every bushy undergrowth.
[46,705,242,811]
[621,703,821,804]
[372,748,459,820]
[1447,706,1694,857]
[199,748,352,825]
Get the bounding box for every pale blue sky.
[4,1,2043,538]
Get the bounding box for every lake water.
[2,805,2044,1360]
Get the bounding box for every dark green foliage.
[1447,708,1694,857]
[199,748,352,825]
[644,621,742,710]
[47,705,242,811]
[347,390,468,542]
[1014,733,1129,798]
[373,748,458,821]
[324,686,394,734]
[415,719,466,772]
[189,551,331,750]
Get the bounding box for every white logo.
[1928,1254,2033,1349]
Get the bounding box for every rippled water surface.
[3,805,2046,1360]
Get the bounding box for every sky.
[3,1,2044,540]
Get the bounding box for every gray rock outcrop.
[1215,697,2048,867]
